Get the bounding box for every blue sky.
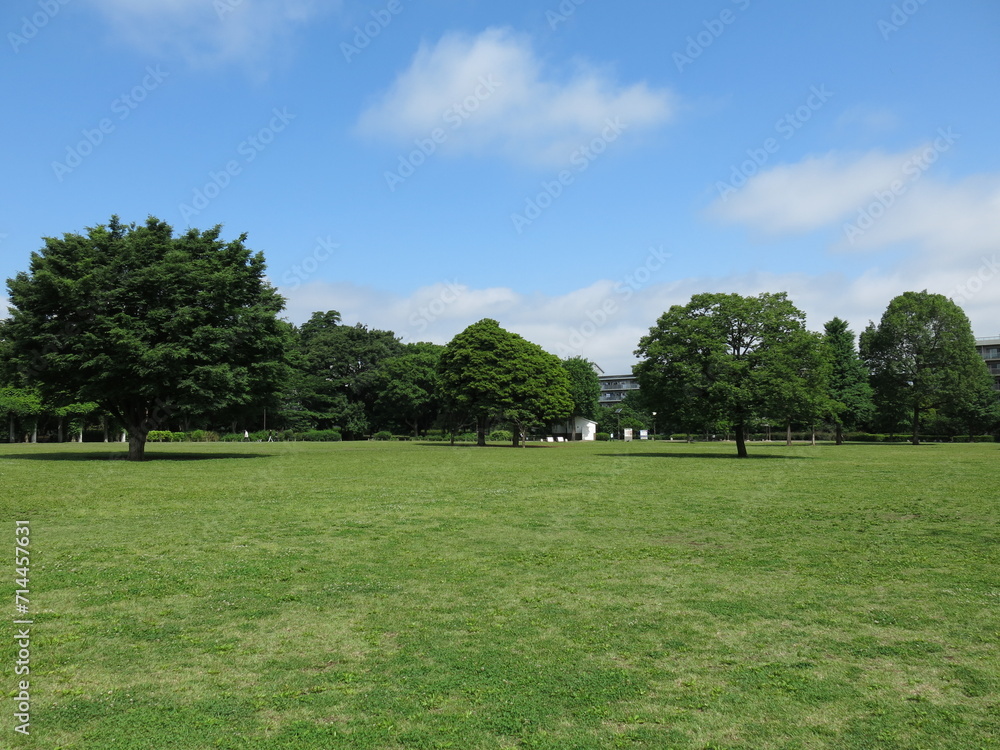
[2,0,999,373]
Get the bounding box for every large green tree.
[293,311,403,437]
[438,319,572,447]
[635,292,814,458]
[370,342,443,437]
[822,317,875,444]
[2,216,290,460]
[561,356,601,423]
[859,291,994,445]
[758,329,832,445]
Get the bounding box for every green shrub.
[595,432,610,441]
[148,430,173,443]
[489,429,513,442]
[373,431,393,441]
[455,433,478,442]
[299,430,342,442]
[845,432,884,442]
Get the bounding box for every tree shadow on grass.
[0,451,274,462]
[598,451,812,460]
[415,442,550,449]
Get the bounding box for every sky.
[2,0,999,374]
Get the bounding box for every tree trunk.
[786,422,793,447]
[31,423,37,443]
[835,423,844,446]
[735,423,748,458]
[57,417,64,443]
[102,416,109,443]
[911,404,921,446]
[477,416,486,447]
[8,413,15,443]
[118,405,152,460]
[127,431,147,461]
[811,425,816,446]
[511,429,519,448]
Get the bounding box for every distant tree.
[822,317,875,444]
[635,292,813,458]
[438,319,572,446]
[3,216,290,459]
[759,329,832,445]
[501,340,574,447]
[371,342,443,437]
[595,395,650,437]
[294,311,403,437]
[860,291,994,445]
[0,387,42,443]
[561,356,601,431]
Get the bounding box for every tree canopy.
[561,356,601,421]
[634,292,817,457]
[860,291,995,445]
[438,319,573,446]
[823,317,875,444]
[292,310,403,438]
[2,216,290,459]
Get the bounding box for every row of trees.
[0,217,610,458]
[2,217,996,459]
[634,291,998,457]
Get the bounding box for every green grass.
[2,439,998,749]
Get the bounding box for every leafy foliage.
[635,292,816,457]
[2,216,290,459]
[860,291,997,445]
[439,319,573,446]
[823,318,875,444]
[561,356,601,420]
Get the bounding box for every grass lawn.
[2,439,998,749]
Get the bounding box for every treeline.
[634,291,999,456]
[1,217,997,459]
[0,309,607,447]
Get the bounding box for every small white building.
[553,416,598,441]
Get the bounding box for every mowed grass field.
[2,439,998,749]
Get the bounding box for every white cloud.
[708,147,930,234]
[356,27,675,166]
[85,0,335,68]
[708,139,1000,266]
[278,259,998,376]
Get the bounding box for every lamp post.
[652,411,657,441]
